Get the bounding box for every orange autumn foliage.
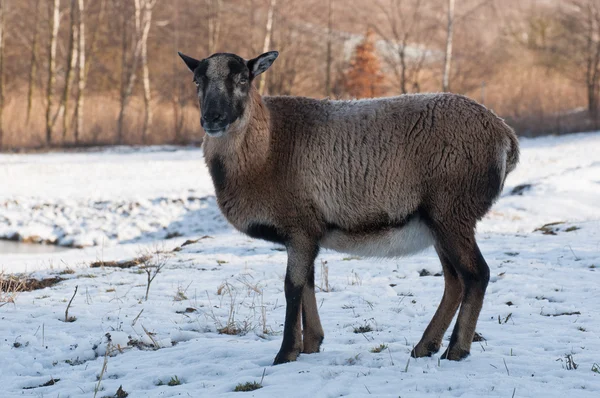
[343,29,385,98]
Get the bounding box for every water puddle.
[0,240,71,254]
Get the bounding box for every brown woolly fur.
[179,51,520,365]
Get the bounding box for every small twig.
[567,245,581,261]
[503,358,510,376]
[65,286,78,322]
[387,347,395,366]
[512,387,516,398]
[364,385,372,394]
[141,324,160,349]
[93,342,111,398]
[404,351,411,372]
[131,309,144,326]
[259,368,266,385]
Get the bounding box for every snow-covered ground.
[0,134,599,397]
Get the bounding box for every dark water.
[0,240,71,254]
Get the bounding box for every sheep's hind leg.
[411,246,462,358]
[301,268,324,353]
[439,232,489,361]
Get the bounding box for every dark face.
[192,54,250,137]
[179,51,279,138]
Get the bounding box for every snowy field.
[0,133,599,397]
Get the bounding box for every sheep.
[178,50,519,365]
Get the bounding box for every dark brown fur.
[181,52,520,364]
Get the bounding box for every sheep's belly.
[320,217,434,258]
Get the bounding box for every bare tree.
[117,0,157,144]
[0,0,4,149]
[172,0,183,141]
[442,0,455,92]
[373,0,435,94]
[551,1,600,120]
[259,0,277,95]
[73,0,85,143]
[46,0,61,146]
[139,0,157,143]
[325,0,333,97]
[55,0,79,141]
[26,0,41,124]
[118,0,131,144]
[207,0,221,54]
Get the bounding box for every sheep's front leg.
[273,238,319,365]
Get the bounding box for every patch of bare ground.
[90,255,151,269]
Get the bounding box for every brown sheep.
[178,50,519,364]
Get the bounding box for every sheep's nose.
[202,111,225,123]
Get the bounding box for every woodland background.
[0,0,599,150]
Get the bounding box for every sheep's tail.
[504,127,520,176]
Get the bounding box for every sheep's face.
[179,51,278,138]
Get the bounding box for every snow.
[1,134,599,397]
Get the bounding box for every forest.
[0,0,598,149]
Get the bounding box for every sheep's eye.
[194,80,200,87]
[239,78,248,85]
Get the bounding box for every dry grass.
[2,94,201,150]
[0,273,64,307]
[205,278,272,336]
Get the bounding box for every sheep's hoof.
[273,349,300,365]
[302,334,324,354]
[411,341,440,358]
[441,346,470,361]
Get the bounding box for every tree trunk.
[74,0,85,143]
[46,0,61,146]
[117,0,155,144]
[259,0,277,95]
[56,0,78,142]
[26,0,41,124]
[399,41,407,94]
[208,0,221,53]
[117,1,129,144]
[325,0,333,97]
[140,0,156,144]
[172,0,184,141]
[0,0,4,150]
[248,0,256,54]
[442,0,455,92]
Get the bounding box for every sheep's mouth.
[203,126,228,137]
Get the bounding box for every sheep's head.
[178,51,278,138]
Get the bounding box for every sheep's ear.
[178,52,201,72]
[247,51,279,80]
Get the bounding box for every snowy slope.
[0,134,599,397]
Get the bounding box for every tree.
[0,0,4,149]
[55,0,79,142]
[46,0,61,146]
[138,0,157,143]
[442,0,455,92]
[259,0,277,95]
[325,0,333,97]
[373,0,435,94]
[117,0,157,144]
[207,0,221,54]
[26,0,41,124]
[551,0,600,120]
[343,28,385,98]
[74,0,86,143]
